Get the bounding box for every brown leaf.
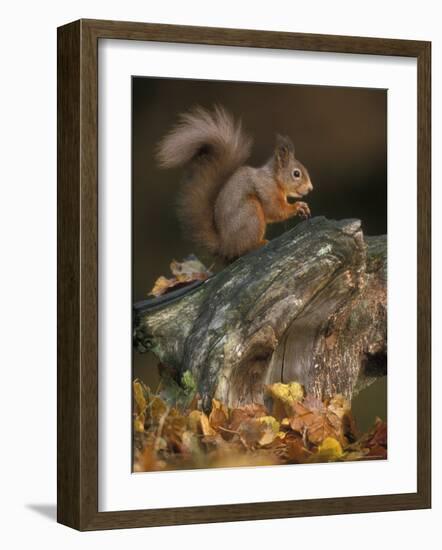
[366,444,387,459]
[200,412,217,437]
[366,418,387,448]
[284,433,312,463]
[133,444,162,472]
[149,256,212,297]
[150,275,177,297]
[357,418,387,459]
[163,414,187,446]
[229,403,268,432]
[209,399,229,431]
[148,396,168,425]
[237,419,267,449]
[133,380,148,415]
[288,394,351,446]
[187,410,204,433]
[289,401,316,433]
[306,414,337,446]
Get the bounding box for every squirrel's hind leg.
[216,196,266,260]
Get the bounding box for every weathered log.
[134,217,387,409]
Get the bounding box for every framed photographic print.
[57,19,431,530]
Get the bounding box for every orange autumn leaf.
[209,399,229,431]
[288,394,352,446]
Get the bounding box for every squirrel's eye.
[293,169,301,178]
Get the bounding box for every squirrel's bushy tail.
[157,105,252,254]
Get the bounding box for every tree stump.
[134,217,387,409]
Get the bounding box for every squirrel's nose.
[308,182,313,192]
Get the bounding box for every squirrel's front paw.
[295,201,311,219]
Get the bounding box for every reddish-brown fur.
[157,106,313,261]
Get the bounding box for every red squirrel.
[157,105,313,261]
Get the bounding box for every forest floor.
[133,377,387,472]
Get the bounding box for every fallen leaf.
[257,416,280,446]
[162,414,187,446]
[133,444,161,472]
[229,403,268,432]
[170,256,211,280]
[366,444,387,459]
[284,433,312,463]
[200,412,217,437]
[312,437,344,461]
[188,410,203,433]
[148,396,168,425]
[365,418,387,448]
[133,378,388,471]
[134,414,145,433]
[266,382,304,418]
[133,380,147,415]
[237,419,267,449]
[150,275,176,297]
[209,398,229,431]
[289,394,350,446]
[149,256,212,296]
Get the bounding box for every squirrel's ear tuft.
[275,134,295,166]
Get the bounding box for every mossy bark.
[134,217,386,409]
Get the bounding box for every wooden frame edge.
[57,19,431,531]
[57,19,82,529]
[416,40,431,510]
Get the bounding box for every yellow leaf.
[149,275,177,297]
[266,382,304,417]
[134,414,145,433]
[257,416,280,446]
[149,396,168,424]
[163,414,187,442]
[209,398,229,431]
[201,412,217,437]
[258,416,280,432]
[266,382,304,404]
[187,410,203,433]
[211,398,228,414]
[133,380,147,415]
[315,437,344,460]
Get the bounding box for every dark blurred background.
[132,77,387,430]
